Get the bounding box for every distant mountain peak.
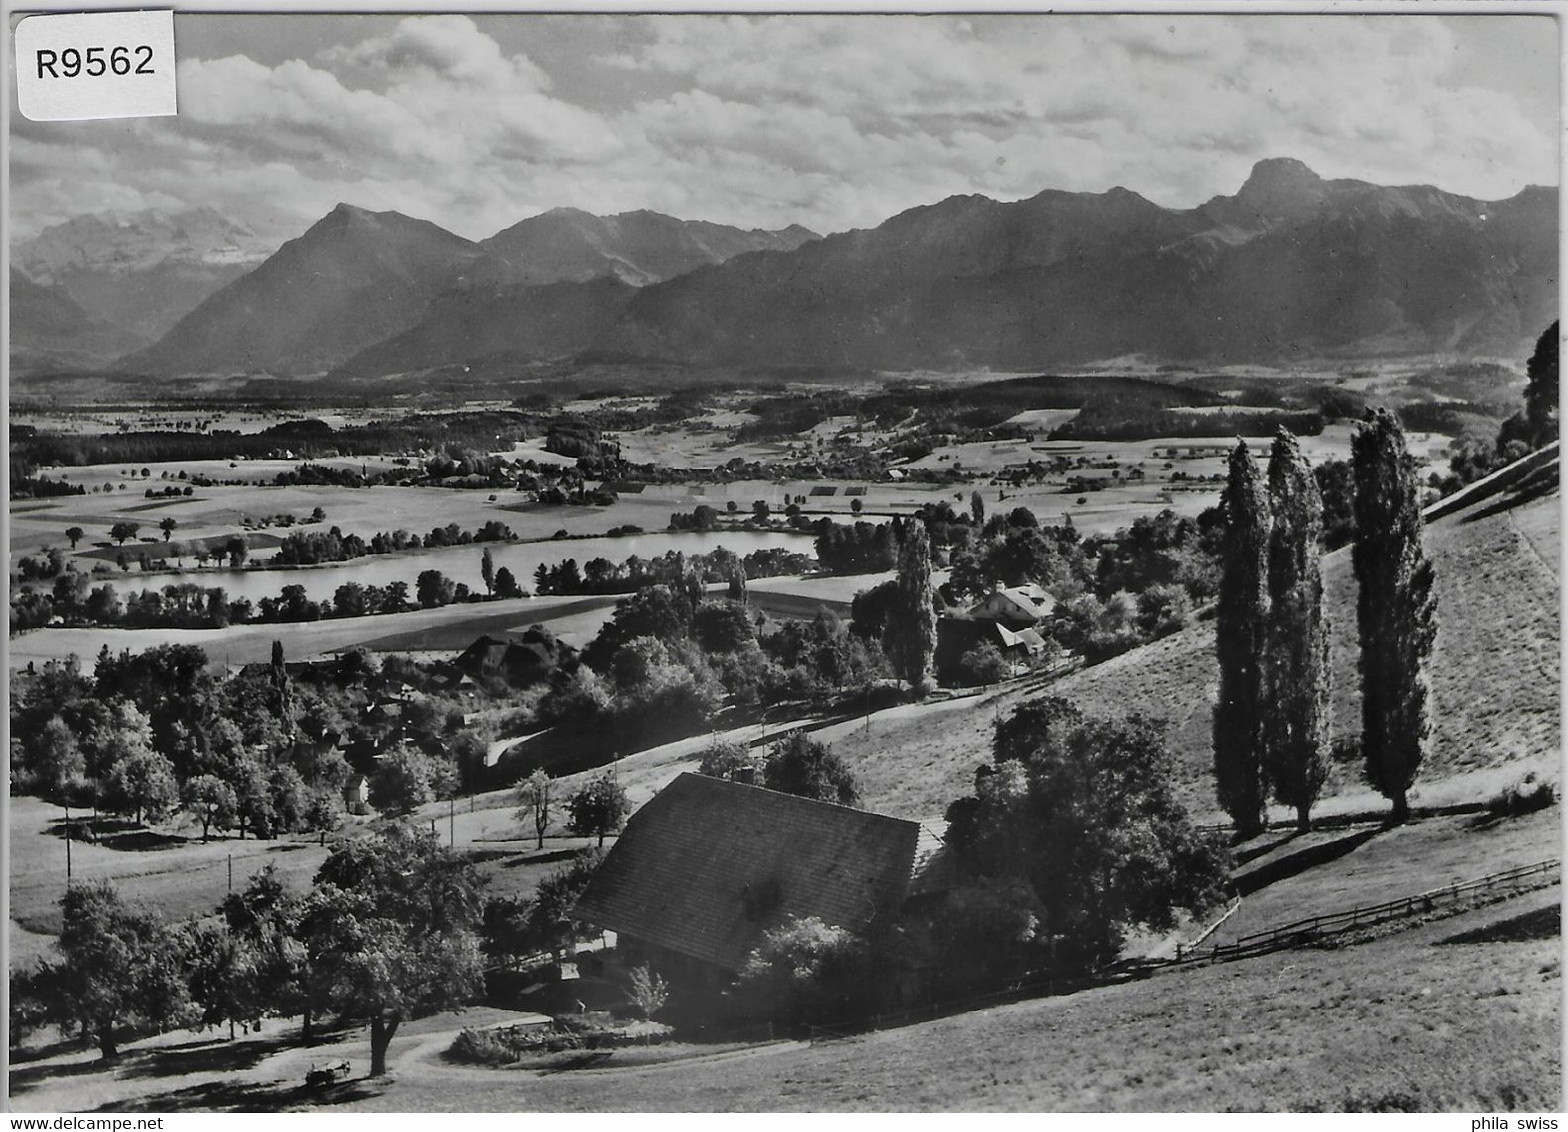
[1234,157,1328,216]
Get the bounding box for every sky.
[7,12,1561,245]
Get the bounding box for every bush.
[734,916,873,1024]
[1486,773,1556,818]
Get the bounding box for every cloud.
[8,13,1557,246]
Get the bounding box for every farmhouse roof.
[572,772,923,972]
[972,583,1056,623]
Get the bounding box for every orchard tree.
[104,749,179,826]
[183,921,259,1041]
[159,518,178,543]
[307,822,484,1075]
[763,730,860,807]
[65,526,85,550]
[39,881,191,1059]
[182,774,238,841]
[32,716,85,799]
[368,746,455,816]
[110,522,139,546]
[696,737,764,785]
[566,773,630,847]
[515,768,552,850]
[222,864,311,1039]
[1262,431,1330,831]
[1352,409,1438,822]
[889,521,937,695]
[1212,441,1272,839]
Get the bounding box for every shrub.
[1486,773,1556,818]
[734,916,872,1024]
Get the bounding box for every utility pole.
[64,801,72,883]
[227,853,233,893]
[449,797,455,847]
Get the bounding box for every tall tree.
[889,521,937,696]
[1351,409,1438,822]
[1262,431,1330,831]
[1525,320,1559,446]
[65,526,85,550]
[480,547,496,596]
[1212,441,1272,838]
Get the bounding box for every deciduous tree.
[763,730,860,807]
[946,699,1229,968]
[306,823,484,1075]
[566,773,630,847]
[182,774,237,841]
[515,768,552,850]
[41,881,191,1059]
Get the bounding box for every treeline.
[12,410,550,468]
[531,546,813,597]
[274,520,518,566]
[1055,405,1325,442]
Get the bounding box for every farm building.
[454,626,572,688]
[935,616,1050,681]
[571,773,949,991]
[343,774,371,815]
[969,583,1056,625]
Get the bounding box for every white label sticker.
[15,10,176,122]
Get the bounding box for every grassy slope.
[334,892,1562,1112]
[834,486,1560,822]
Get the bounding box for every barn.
[571,773,943,992]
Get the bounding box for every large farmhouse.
[572,772,948,989]
[969,583,1056,626]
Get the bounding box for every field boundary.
[1166,857,1560,967]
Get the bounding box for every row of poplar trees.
[1214,408,1436,836]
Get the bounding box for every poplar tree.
[1351,409,1437,822]
[891,521,938,696]
[1212,441,1271,838]
[1262,431,1330,831]
[1525,321,1559,446]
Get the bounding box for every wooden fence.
[1166,857,1559,967]
[805,857,1558,1041]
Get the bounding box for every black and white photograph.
[5,6,1562,1114]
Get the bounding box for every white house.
[969,583,1056,626]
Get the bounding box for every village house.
[454,626,571,689]
[571,773,951,997]
[968,583,1056,626]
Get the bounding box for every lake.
[113,529,817,605]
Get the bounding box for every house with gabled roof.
[969,583,1056,626]
[572,772,947,988]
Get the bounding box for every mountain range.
[13,208,274,344]
[9,270,149,374]
[15,159,1558,380]
[601,158,1557,369]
